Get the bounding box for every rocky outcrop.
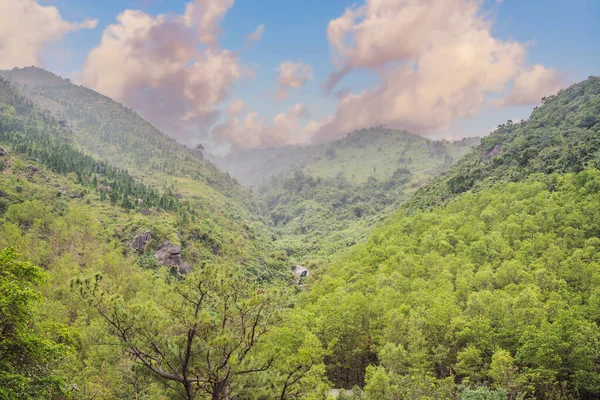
[0,147,7,156]
[292,265,309,285]
[155,241,190,274]
[484,143,501,160]
[132,231,151,253]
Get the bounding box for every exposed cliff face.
[132,231,152,253]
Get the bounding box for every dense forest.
[1,65,600,400]
[294,76,600,398]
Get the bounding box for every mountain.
[237,130,479,264]
[297,76,600,397]
[0,73,324,399]
[210,128,478,187]
[0,67,279,277]
[405,76,600,212]
[0,67,245,200]
[4,61,600,399]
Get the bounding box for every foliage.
[256,132,477,264]
[0,67,599,400]
[303,171,600,397]
[0,248,68,400]
[73,267,289,400]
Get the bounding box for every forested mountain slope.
[0,75,330,399]
[211,128,478,187]
[0,67,247,201]
[406,76,600,212]
[297,76,600,398]
[0,152,324,399]
[256,132,477,265]
[0,68,279,277]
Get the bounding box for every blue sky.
[12,0,600,149]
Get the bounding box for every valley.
[1,67,600,399]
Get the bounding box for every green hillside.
[0,67,280,276]
[0,67,247,202]
[0,75,331,399]
[249,131,478,264]
[406,76,600,213]
[3,62,600,399]
[211,128,478,187]
[296,76,600,398]
[305,129,476,184]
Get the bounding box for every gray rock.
[132,231,151,253]
[178,263,191,274]
[0,147,7,156]
[155,241,190,274]
[3,159,11,168]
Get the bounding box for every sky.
[0,0,598,153]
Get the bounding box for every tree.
[74,267,287,400]
[0,247,67,399]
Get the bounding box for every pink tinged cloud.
[183,0,234,49]
[277,61,313,99]
[226,99,247,116]
[80,0,242,142]
[0,0,97,69]
[246,25,265,42]
[317,0,565,143]
[499,64,565,107]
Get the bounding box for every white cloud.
[80,0,242,142]
[226,99,247,116]
[183,0,234,49]
[277,61,313,99]
[499,64,564,107]
[316,0,565,142]
[0,0,97,69]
